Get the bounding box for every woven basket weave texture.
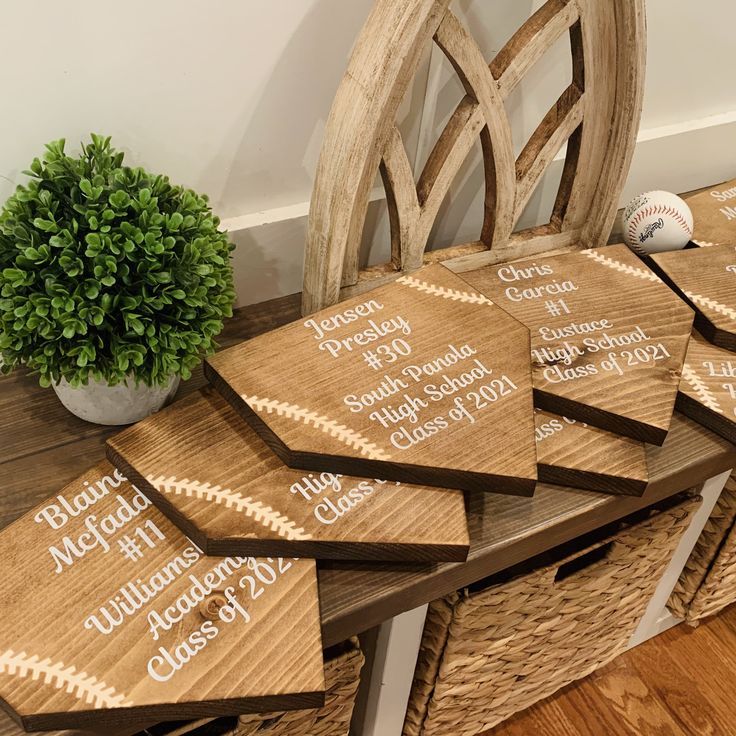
[403,496,701,736]
[234,638,363,735]
[669,474,736,625]
[157,639,364,736]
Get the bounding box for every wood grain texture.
[534,410,647,495]
[207,265,538,495]
[14,597,736,736]
[683,177,736,247]
[0,712,145,736]
[0,462,324,730]
[574,1,645,245]
[462,244,694,443]
[433,9,515,250]
[0,435,111,531]
[676,331,736,445]
[513,84,584,226]
[107,387,469,562]
[332,228,585,305]
[0,292,301,471]
[303,0,451,310]
[444,229,584,275]
[491,0,579,96]
[303,0,646,313]
[487,603,736,735]
[377,1,527,272]
[318,412,736,647]
[652,244,736,352]
[1,294,734,659]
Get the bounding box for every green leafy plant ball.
[0,134,235,388]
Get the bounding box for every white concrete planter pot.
[52,374,180,425]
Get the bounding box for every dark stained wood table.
[1,292,735,736]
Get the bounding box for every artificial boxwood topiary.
[0,134,235,388]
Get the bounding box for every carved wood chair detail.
[303,0,646,314]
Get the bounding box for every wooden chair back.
[303,0,646,314]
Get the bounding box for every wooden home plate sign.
[683,177,736,247]
[0,462,324,731]
[677,331,736,444]
[651,244,736,352]
[205,264,537,495]
[534,410,647,495]
[462,244,694,444]
[107,388,470,561]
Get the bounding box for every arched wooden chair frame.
[302,0,645,314]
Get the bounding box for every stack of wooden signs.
[5,195,736,730]
[649,178,736,446]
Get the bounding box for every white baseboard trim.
[219,186,386,234]
[222,113,736,307]
[636,109,736,144]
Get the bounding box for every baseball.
[622,190,694,255]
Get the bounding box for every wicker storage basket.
[402,495,701,736]
[669,474,736,625]
[235,638,363,735]
[143,639,364,736]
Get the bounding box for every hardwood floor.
[487,604,736,735]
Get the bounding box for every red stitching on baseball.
[627,202,692,240]
[628,205,653,234]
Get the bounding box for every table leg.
[352,603,429,736]
[628,468,733,647]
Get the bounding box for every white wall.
[621,1,736,203]
[415,0,736,250]
[415,0,574,250]
[0,0,380,218]
[2,1,734,307]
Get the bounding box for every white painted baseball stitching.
[582,249,662,283]
[243,394,392,460]
[692,240,718,247]
[396,275,494,305]
[0,650,133,708]
[147,475,312,540]
[681,364,723,414]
